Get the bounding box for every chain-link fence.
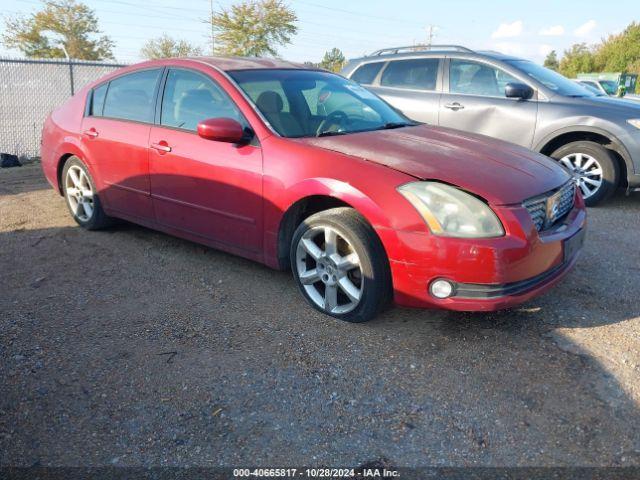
[0,57,128,159]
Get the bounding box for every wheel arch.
[56,153,76,195]
[54,140,93,195]
[274,179,399,271]
[535,127,632,185]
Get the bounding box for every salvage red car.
[41,58,586,322]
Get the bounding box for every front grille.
[524,182,576,232]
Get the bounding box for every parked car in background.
[577,72,638,98]
[577,78,619,96]
[342,45,640,205]
[41,57,586,322]
[573,80,607,96]
[574,79,640,103]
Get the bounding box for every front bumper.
[618,129,640,188]
[388,193,587,311]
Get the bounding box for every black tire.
[290,207,392,323]
[61,156,115,230]
[550,141,619,206]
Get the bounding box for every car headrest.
[256,91,284,113]
[471,67,497,86]
[174,89,215,123]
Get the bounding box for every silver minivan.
[342,45,640,206]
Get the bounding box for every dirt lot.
[1,163,640,467]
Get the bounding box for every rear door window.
[351,62,384,85]
[380,58,439,90]
[102,68,162,123]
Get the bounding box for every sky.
[0,0,636,64]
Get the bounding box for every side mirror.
[505,83,534,100]
[197,117,246,143]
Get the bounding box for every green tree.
[594,22,640,72]
[141,34,202,59]
[1,0,114,60]
[543,50,559,71]
[558,43,596,78]
[211,0,297,57]
[319,47,346,73]
[628,59,640,93]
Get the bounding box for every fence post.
[68,59,75,95]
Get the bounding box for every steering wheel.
[316,110,349,136]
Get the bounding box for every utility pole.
[209,0,215,55]
[426,25,436,46]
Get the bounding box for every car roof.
[166,56,309,71]
[348,49,526,64]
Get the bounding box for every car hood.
[571,94,640,112]
[294,125,570,205]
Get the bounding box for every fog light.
[430,279,454,299]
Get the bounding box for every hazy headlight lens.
[398,181,504,238]
[627,119,640,129]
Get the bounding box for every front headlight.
[398,181,504,238]
[627,119,640,130]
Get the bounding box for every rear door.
[438,58,538,147]
[364,57,442,124]
[81,68,162,220]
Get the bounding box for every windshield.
[578,82,605,96]
[599,80,618,95]
[507,60,596,97]
[228,69,415,138]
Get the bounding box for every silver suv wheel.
[559,152,603,199]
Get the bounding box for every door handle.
[83,128,98,138]
[444,102,464,111]
[151,141,172,153]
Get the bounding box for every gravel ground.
[1,163,639,468]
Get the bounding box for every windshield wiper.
[379,122,415,130]
[317,130,348,137]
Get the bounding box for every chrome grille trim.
[523,182,576,232]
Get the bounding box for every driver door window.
[160,69,245,131]
[449,60,519,97]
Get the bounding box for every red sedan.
[41,57,586,322]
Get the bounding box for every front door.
[438,59,538,148]
[81,68,162,219]
[149,68,263,254]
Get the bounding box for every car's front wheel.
[550,141,619,206]
[62,156,114,230]
[290,207,391,323]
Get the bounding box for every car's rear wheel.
[290,207,391,323]
[62,156,114,230]
[550,141,619,206]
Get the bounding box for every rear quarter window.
[350,62,384,85]
[90,83,108,116]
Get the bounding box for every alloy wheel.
[559,152,603,199]
[295,226,363,314]
[65,165,95,222]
